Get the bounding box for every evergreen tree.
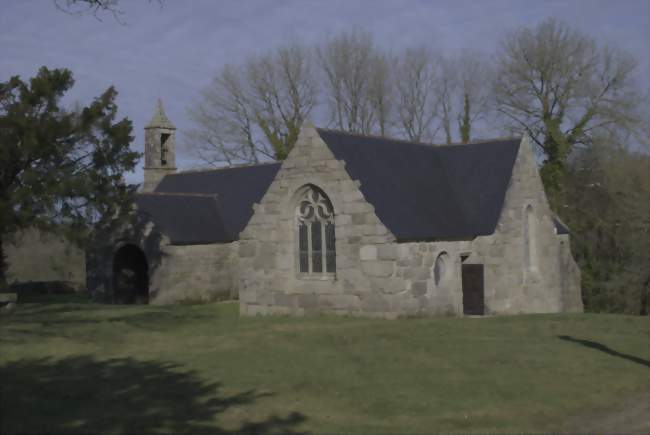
[0,67,140,289]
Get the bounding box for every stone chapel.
[86,100,583,317]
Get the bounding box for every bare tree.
[187,65,262,166]
[246,44,318,160]
[395,47,439,142]
[55,0,121,14]
[437,52,494,144]
[494,17,644,197]
[187,43,317,165]
[368,52,395,137]
[54,0,159,22]
[455,51,494,143]
[318,31,391,135]
[437,56,457,144]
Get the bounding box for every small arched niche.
[433,252,450,286]
[524,204,538,275]
[112,244,149,304]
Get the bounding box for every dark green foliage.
[494,18,648,314]
[0,67,140,288]
[495,18,643,205]
[563,144,650,314]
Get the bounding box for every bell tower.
[143,98,177,192]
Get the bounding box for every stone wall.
[238,126,474,317]
[470,136,583,314]
[238,125,397,317]
[5,229,85,289]
[557,234,583,312]
[363,240,473,316]
[87,218,238,304]
[150,242,237,304]
[238,127,582,317]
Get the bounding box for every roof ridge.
[316,127,520,148]
[170,161,281,176]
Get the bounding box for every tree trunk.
[441,102,452,144]
[459,93,471,143]
[539,133,570,211]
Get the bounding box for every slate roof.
[317,129,521,241]
[135,193,228,244]
[134,129,564,244]
[135,162,281,244]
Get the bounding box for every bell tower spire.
[143,98,176,192]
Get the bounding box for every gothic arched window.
[296,186,336,275]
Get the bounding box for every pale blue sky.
[1,0,649,182]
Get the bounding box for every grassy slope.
[1,301,648,434]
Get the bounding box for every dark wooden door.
[462,264,484,315]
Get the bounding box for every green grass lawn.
[1,300,648,434]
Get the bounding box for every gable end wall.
[239,126,515,317]
[470,136,582,314]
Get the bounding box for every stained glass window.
[296,186,336,275]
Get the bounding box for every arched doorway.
[112,244,149,304]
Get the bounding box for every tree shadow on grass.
[558,335,650,368]
[0,356,306,435]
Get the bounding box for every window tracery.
[296,186,336,275]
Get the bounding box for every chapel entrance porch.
[112,244,149,304]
